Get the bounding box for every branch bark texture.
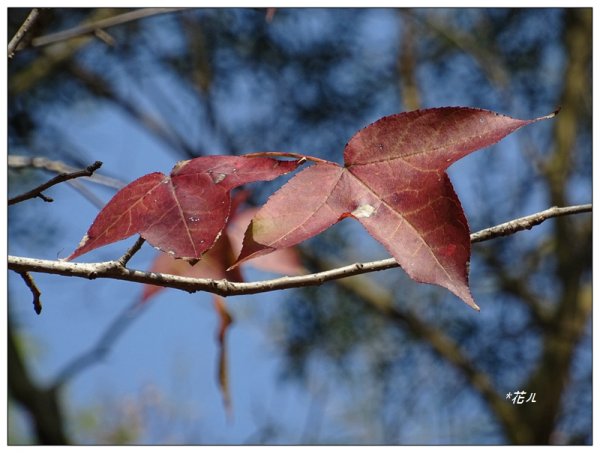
[31,8,185,48]
[7,204,591,299]
[8,8,40,58]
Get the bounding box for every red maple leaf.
[234,107,557,309]
[66,156,302,261]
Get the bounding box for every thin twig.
[117,236,146,267]
[9,155,125,190]
[8,8,40,58]
[7,204,592,298]
[244,151,327,165]
[8,161,103,205]
[18,272,42,314]
[31,8,186,48]
[470,204,592,243]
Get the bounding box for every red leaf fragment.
[227,206,305,276]
[139,229,242,303]
[235,107,557,309]
[214,296,233,417]
[138,193,303,417]
[140,192,304,304]
[66,156,301,261]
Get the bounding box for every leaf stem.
[244,151,332,165]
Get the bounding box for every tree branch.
[9,155,125,190]
[17,271,43,314]
[7,204,591,299]
[8,8,41,58]
[470,204,591,243]
[117,236,146,267]
[31,8,186,48]
[8,161,103,205]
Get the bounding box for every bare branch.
[470,204,592,243]
[7,204,592,299]
[31,8,186,48]
[8,8,41,58]
[9,155,125,190]
[8,161,103,205]
[117,236,146,267]
[17,272,43,314]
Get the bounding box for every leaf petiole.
[244,151,332,165]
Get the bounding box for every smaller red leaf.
[66,172,168,261]
[67,156,302,261]
[214,296,233,418]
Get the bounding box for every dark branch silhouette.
[8,161,103,205]
[8,8,40,58]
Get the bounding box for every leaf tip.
[449,283,479,311]
[172,159,190,173]
[65,234,90,261]
[461,293,480,311]
[537,107,561,122]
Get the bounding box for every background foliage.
[7,8,591,444]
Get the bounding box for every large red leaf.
[235,107,556,309]
[66,156,301,261]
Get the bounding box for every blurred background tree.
[7,8,591,445]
